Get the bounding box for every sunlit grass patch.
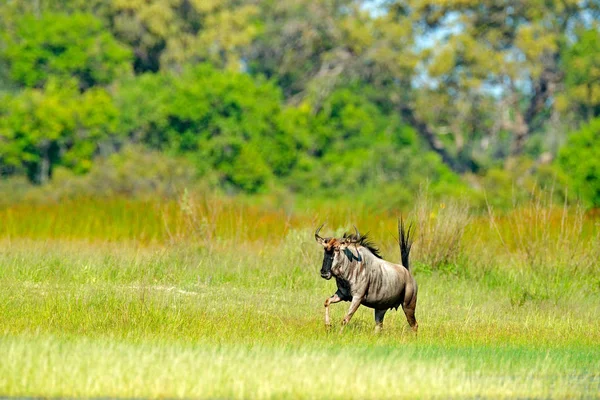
[1,335,598,399]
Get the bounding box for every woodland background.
[0,0,599,209]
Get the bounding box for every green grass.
[0,196,599,398]
[2,336,598,399]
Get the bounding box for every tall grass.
[484,188,599,273]
[411,188,471,272]
[0,191,599,398]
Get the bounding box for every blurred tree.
[372,0,600,167]
[0,0,259,74]
[0,80,119,184]
[109,0,259,73]
[560,28,600,122]
[248,0,371,101]
[279,84,457,196]
[247,0,465,170]
[192,0,260,71]
[0,0,110,19]
[1,12,131,90]
[115,64,300,192]
[113,72,172,148]
[0,0,598,202]
[249,0,600,173]
[558,117,600,207]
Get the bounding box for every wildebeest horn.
[353,225,360,239]
[315,223,325,243]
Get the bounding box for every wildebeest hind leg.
[374,309,387,333]
[402,298,418,332]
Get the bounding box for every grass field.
[0,194,599,398]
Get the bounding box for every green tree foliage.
[114,66,455,196]
[248,0,599,173]
[561,29,600,122]
[0,80,119,184]
[0,0,598,206]
[2,12,131,89]
[559,118,600,207]
[279,86,460,199]
[116,65,297,193]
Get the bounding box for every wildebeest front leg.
[340,295,363,331]
[324,294,342,327]
[374,309,387,333]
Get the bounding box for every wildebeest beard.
[320,250,334,280]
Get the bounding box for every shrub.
[0,80,120,184]
[115,64,298,193]
[0,146,200,203]
[558,118,600,208]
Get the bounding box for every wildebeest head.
[315,224,360,280]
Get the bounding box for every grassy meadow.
[0,193,599,399]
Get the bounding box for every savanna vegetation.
[1,0,600,398]
[1,191,599,398]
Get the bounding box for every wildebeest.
[315,219,418,332]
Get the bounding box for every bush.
[558,118,600,208]
[282,86,465,203]
[115,64,299,193]
[0,80,120,184]
[0,146,200,203]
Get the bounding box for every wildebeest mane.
[343,231,383,259]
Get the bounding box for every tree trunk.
[509,56,559,158]
[32,0,41,18]
[509,110,530,159]
[399,104,465,173]
[587,82,593,122]
[38,142,50,185]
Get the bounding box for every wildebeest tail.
[398,217,413,270]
